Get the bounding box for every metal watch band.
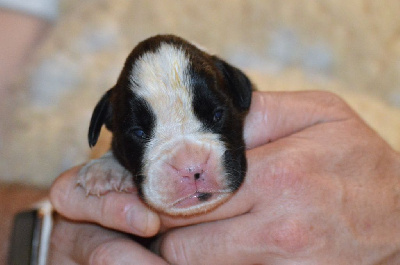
[8,200,53,265]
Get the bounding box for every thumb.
[244,91,352,149]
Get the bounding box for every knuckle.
[312,91,353,117]
[159,233,190,265]
[89,241,118,265]
[260,218,313,255]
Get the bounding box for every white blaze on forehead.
[129,43,202,138]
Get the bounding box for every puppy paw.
[76,153,135,196]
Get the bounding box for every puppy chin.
[147,192,232,216]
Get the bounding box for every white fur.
[131,44,198,138]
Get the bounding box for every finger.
[50,217,167,265]
[77,229,167,265]
[83,238,167,265]
[50,166,160,237]
[244,91,353,149]
[157,212,275,265]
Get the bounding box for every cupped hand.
[50,91,400,264]
[155,91,400,264]
[48,214,167,265]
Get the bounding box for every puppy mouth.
[171,190,231,209]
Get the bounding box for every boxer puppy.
[77,35,253,216]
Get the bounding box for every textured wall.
[35,0,400,107]
[1,0,399,186]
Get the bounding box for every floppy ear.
[213,57,253,111]
[88,89,113,148]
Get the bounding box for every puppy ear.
[213,57,253,111]
[88,89,113,148]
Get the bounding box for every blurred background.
[1,0,400,187]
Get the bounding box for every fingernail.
[126,207,160,236]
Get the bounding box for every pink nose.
[177,165,206,183]
[168,142,210,178]
[166,142,216,190]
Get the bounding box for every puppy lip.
[170,189,231,209]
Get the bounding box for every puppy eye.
[213,109,223,122]
[133,128,146,139]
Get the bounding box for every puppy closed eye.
[213,109,224,123]
[127,127,147,140]
[134,129,146,138]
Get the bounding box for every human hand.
[154,91,400,264]
[51,91,400,264]
[48,214,167,265]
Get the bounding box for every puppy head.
[89,35,252,215]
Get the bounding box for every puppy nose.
[167,142,210,181]
[179,166,205,181]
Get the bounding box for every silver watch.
[8,200,53,265]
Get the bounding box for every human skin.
[50,91,400,264]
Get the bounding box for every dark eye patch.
[190,71,229,132]
[117,94,156,142]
